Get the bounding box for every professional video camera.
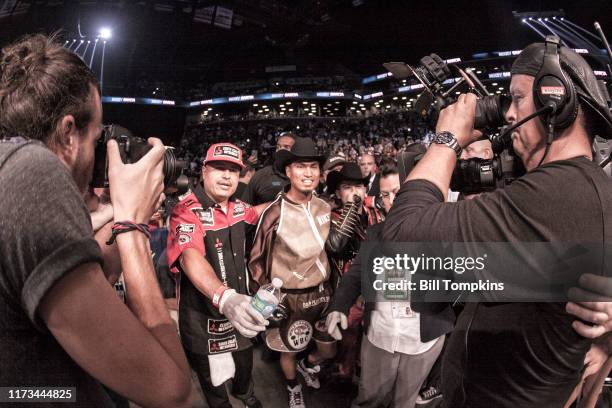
[384,55,510,132]
[91,124,186,189]
[386,55,523,193]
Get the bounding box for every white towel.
[208,352,236,386]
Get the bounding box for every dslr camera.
[91,124,186,189]
[386,55,522,193]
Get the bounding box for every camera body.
[386,54,522,194]
[450,151,525,195]
[91,124,186,189]
[385,54,510,132]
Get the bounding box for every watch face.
[435,133,452,144]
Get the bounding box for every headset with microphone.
[493,36,578,164]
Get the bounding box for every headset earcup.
[534,74,576,129]
[554,72,578,129]
[532,37,579,130]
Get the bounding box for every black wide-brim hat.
[274,137,326,175]
[326,162,369,193]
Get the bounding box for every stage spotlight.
[522,19,526,23]
[99,27,112,39]
[80,40,84,43]
[87,40,91,43]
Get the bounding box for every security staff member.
[167,143,269,408]
[243,131,296,205]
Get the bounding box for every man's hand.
[90,202,114,233]
[567,273,612,338]
[435,93,478,148]
[107,138,165,224]
[326,311,348,341]
[219,291,268,338]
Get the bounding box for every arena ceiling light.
[99,27,112,39]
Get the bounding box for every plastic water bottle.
[251,278,283,318]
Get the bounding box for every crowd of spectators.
[177,108,434,177]
[122,73,350,101]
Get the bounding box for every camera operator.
[0,34,191,407]
[382,38,612,407]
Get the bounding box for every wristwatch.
[431,131,462,157]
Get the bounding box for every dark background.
[1,0,610,142]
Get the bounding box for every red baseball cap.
[204,143,245,169]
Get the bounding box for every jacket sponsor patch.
[208,335,238,354]
[232,203,245,217]
[207,318,234,335]
[178,234,192,245]
[176,224,195,234]
[193,208,214,226]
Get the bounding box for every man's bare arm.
[94,221,121,284]
[39,233,192,407]
[567,273,612,339]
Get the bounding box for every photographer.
[0,34,191,407]
[382,39,612,407]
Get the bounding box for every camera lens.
[162,148,187,188]
[475,95,510,130]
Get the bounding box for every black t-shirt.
[243,165,288,205]
[0,139,110,407]
[383,156,612,408]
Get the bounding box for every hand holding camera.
[435,93,478,148]
[107,137,165,224]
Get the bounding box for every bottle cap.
[272,278,283,288]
